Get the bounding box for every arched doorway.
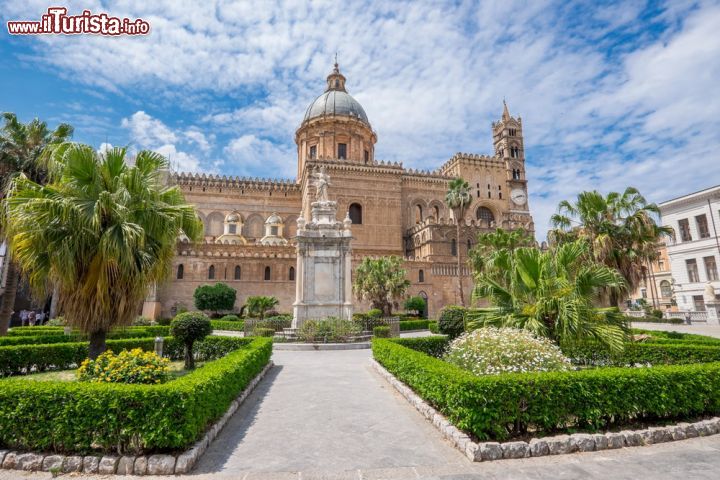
[418,291,429,319]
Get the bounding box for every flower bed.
[372,337,720,442]
[0,337,272,454]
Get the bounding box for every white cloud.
[3,0,719,239]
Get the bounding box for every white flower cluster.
[444,327,572,376]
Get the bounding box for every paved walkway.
[5,348,720,479]
[633,322,720,338]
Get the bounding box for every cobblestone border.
[0,360,274,475]
[371,359,720,462]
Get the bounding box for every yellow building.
[152,63,535,319]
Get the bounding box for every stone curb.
[0,360,274,475]
[370,359,720,462]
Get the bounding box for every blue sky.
[1,0,719,237]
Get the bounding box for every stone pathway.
[5,348,720,479]
[633,321,720,338]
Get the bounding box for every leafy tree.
[353,256,410,316]
[193,282,237,314]
[404,296,426,317]
[0,113,73,335]
[468,228,534,276]
[549,187,671,306]
[467,240,628,352]
[245,295,279,320]
[171,311,212,369]
[2,144,202,357]
[445,178,473,306]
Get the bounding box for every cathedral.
[148,62,534,319]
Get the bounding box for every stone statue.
[310,166,331,202]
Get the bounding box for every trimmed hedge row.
[390,336,449,358]
[565,341,720,366]
[634,329,720,345]
[428,321,439,334]
[0,326,172,347]
[372,338,720,441]
[210,320,245,331]
[399,319,430,331]
[0,337,272,454]
[0,336,251,377]
[6,325,170,338]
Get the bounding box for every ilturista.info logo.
[7,7,150,35]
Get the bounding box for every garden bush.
[193,283,237,313]
[78,349,170,384]
[565,341,720,366]
[171,312,212,369]
[219,314,241,322]
[446,328,571,375]
[367,308,383,318]
[399,319,430,331]
[373,326,391,338]
[390,336,449,358]
[0,337,272,454]
[252,327,276,337]
[45,317,66,326]
[629,315,683,324]
[132,316,155,326]
[210,320,245,331]
[428,321,439,334]
[298,319,362,343]
[248,315,292,332]
[437,305,466,338]
[372,338,720,441]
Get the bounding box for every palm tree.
[353,256,410,316]
[468,227,533,276]
[2,144,202,357]
[549,187,671,306]
[445,178,473,306]
[468,240,628,352]
[245,296,280,320]
[0,113,73,335]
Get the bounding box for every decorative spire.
[502,99,511,121]
[326,56,347,92]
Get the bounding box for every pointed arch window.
[419,269,425,283]
[234,265,241,280]
[451,239,457,256]
[208,265,215,280]
[177,264,184,280]
[289,266,296,281]
[415,205,423,224]
[349,203,362,225]
[264,266,271,281]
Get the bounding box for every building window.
[419,269,424,283]
[364,150,369,163]
[433,206,440,220]
[228,224,237,234]
[349,203,362,224]
[679,219,692,242]
[686,259,700,283]
[705,256,719,281]
[660,280,672,298]
[467,239,472,251]
[693,295,706,312]
[487,191,491,199]
[499,192,502,200]
[476,207,495,225]
[641,288,647,299]
[696,214,710,239]
[309,145,317,159]
[451,239,457,256]
[208,265,215,280]
[264,266,271,281]
[289,266,295,281]
[338,143,347,159]
[658,260,665,270]
[509,128,516,136]
[177,264,184,280]
[270,225,279,236]
[234,265,241,280]
[415,205,423,224]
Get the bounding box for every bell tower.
[492,101,530,212]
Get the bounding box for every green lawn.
[19,360,203,382]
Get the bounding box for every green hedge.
[399,319,430,331]
[373,326,391,338]
[428,321,439,334]
[372,338,720,441]
[0,337,272,454]
[0,336,250,377]
[389,336,449,357]
[210,320,245,331]
[630,316,684,324]
[564,341,720,366]
[6,325,170,338]
[0,326,172,347]
[634,329,720,345]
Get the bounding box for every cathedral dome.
[302,62,370,126]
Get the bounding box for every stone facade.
[153,63,534,319]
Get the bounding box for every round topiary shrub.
[78,348,170,384]
[438,306,466,339]
[367,308,383,319]
[445,327,572,376]
[220,314,241,322]
[171,312,212,369]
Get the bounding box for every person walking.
[685,312,692,325]
[28,310,36,326]
[19,309,28,327]
[36,311,45,325]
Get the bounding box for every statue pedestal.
[292,201,353,328]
